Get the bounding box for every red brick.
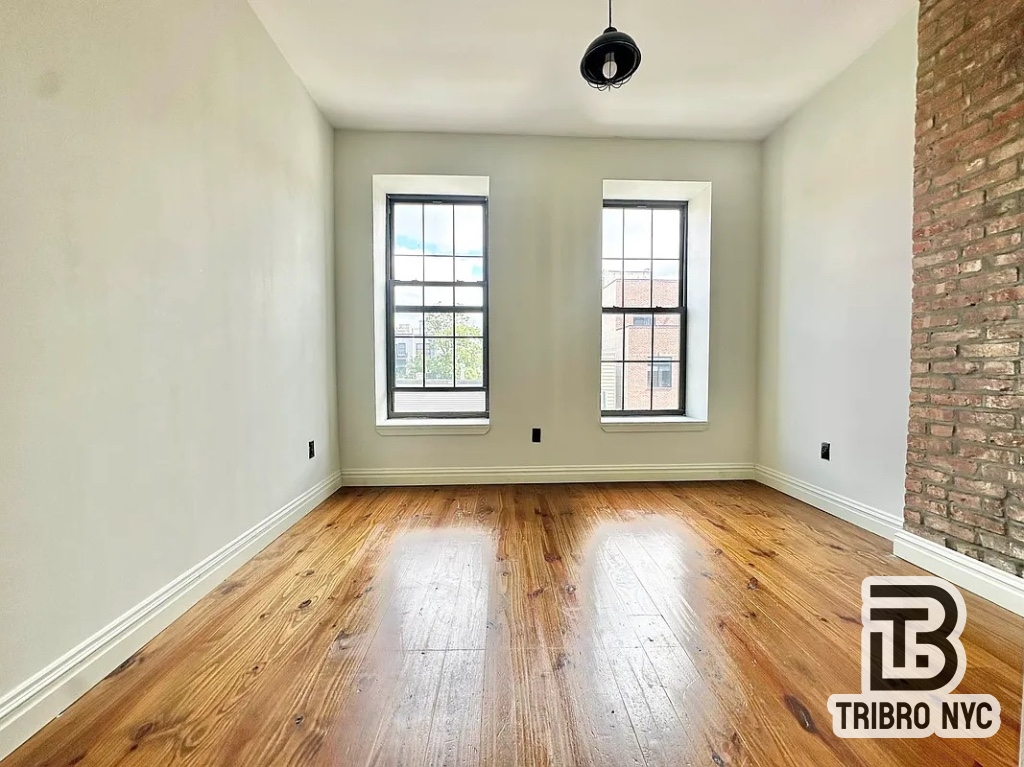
[774,0,1005,560]
[984,395,1024,409]
[980,464,1024,487]
[956,377,1017,392]
[959,268,1019,292]
[956,444,1017,464]
[990,176,1024,199]
[930,392,984,407]
[989,432,1024,447]
[950,507,1006,534]
[952,477,1009,499]
[931,359,979,374]
[989,136,1024,165]
[958,341,1020,358]
[956,410,1016,428]
[962,232,1022,257]
[923,514,976,542]
[958,160,1018,193]
[977,532,1024,560]
[981,360,1017,375]
[985,322,1024,340]
[927,456,978,475]
[986,213,1024,235]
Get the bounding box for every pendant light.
[580,0,641,90]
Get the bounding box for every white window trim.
[376,419,490,436]
[600,416,709,433]
[601,179,713,428]
[372,175,491,434]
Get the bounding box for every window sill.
[376,418,490,436]
[601,417,709,433]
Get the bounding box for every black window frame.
[386,193,489,419]
[601,199,688,417]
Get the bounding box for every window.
[649,359,673,388]
[386,195,488,418]
[600,201,686,416]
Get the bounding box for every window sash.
[386,194,489,419]
[601,200,687,417]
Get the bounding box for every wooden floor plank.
[2,481,1022,767]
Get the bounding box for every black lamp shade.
[580,26,641,90]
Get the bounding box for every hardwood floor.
[4,482,1022,767]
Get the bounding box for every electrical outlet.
[821,442,831,461]
[532,428,541,444]
[308,440,315,459]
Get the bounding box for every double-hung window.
[386,195,488,418]
[600,201,687,416]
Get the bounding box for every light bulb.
[602,52,618,80]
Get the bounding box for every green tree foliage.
[403,313,483,385]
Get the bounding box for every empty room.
[2,0,1023,765]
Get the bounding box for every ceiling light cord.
[608,0,613,28]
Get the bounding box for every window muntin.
[386,195,488,418]
[600,201,686,416]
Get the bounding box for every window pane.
[454,286,484,307]
[394,312,423,336]
[652,209,681,259]
[601,313,623,361]
[602,260,623,307]
[601,363,623,411]
[455,312,483,336]
[625,314,653,360]
[603,208,623,260]
[425,312,454,336]
[393,204,423,255]
[425,339,454,386]
[623,208,652,260]
[652,260,679,280]
[393,256,423,282]
[456,338,484,386]
[654,316,681,360]
[424,204,454,255]
[394,339,423,387]
[653,261,680,308]
[454,205,484,256]
[424,286,453,306]
[624,259,651,277]
[394,285,423,307]
[622,263,652,308]
[653,362,681,409]
[624,362,652,410]
[424,256,454,282]
[455,257,484,283]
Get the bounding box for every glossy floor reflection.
[3,482,1022,767]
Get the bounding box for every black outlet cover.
[309,440,315,459]
[821,442,831,461]
[532,428,541,443]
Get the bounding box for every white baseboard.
[0,469,343,761]
[341,462,755,487]
[754,465,903,541]
[893,531,1024,618]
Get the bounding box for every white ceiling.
[247,0,916,140]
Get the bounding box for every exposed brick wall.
[906,0,1024,575]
